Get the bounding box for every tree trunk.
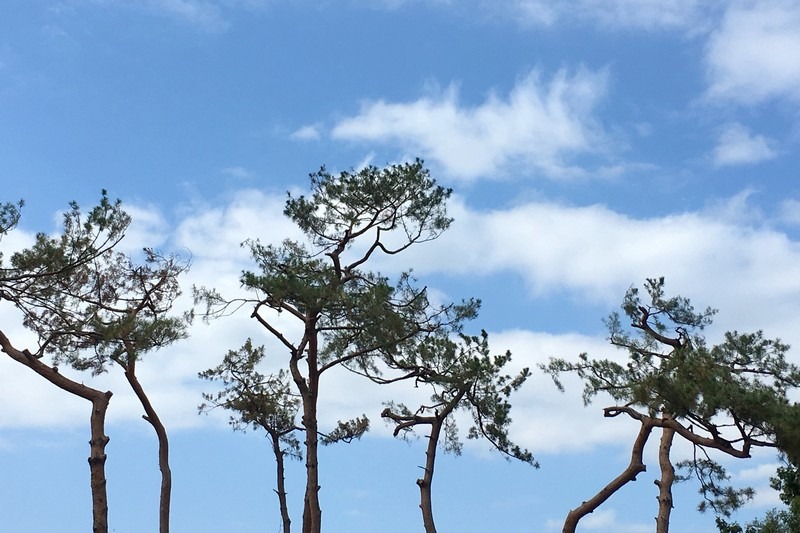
[563,418,655,533]
[0,330,112,533]
[417,387,467,533]
[121,357,171,533]
[271,430,291,533]
[418,417,443,533]
[88,393,112,533]
[655,426,676,533]
[298,323,321,533]
[274,440,292,533]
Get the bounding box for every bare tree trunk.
[418,418,443,533]
[88,393,112,533]
[563,418,655,533]
[300,397,320,533]
[270,431,292,533]
[655,425,676,533]
[297,325,321,533]
[0,330,112,533]
[417,387,467,533]
[121,357,171,533]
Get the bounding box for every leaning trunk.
[122,357,171,533]
[0,331,113,533]
[563,418,655,533]
[655,425,676,533]
[417,387,467,533]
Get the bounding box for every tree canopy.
[544,278,800,532]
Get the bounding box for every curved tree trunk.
[655,426,676,533]
[563,418,655,533]
[0,330,113,533]
[121,356,171,533]
[417,387,468,533]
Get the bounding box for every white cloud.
[290,123,323,141]
[148,0,228,31]
[582,509,650,532]
[395,194,800,347]
[779,198,800,225]
[712,123,778,166]
[86,0,229,32]
[705,0,800,105]
[737,462,782,482]
[5,189,800,461]
[508,0,708,30]
[332,68,610,180]
[545,509,649,532]
[221,166,255,179]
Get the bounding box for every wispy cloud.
[712,122,777,166]
[332,68,610,181]
[507,0,709,30]
[545,508,649,532]
[705,0,800,105]
[290,123,323,141]
[5,189,800,457]
[221,166,255,179]
[83,0,230,32]
[145,0,229,31]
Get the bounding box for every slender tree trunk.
[297,322,321,533]
[417,387,467,533]
[563,418,655,533]
[270,430,291,533]
[121,356,171,533]
[0,330,112,533]
[655,425,676,533]
[418,417,443,533]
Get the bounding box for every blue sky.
[2,1,800,531]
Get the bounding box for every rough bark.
[382,386,468,533]
[563,418,655,533]
[418,417,443,533]
[294,319,321,533]
[120,355,171,533]
[269,430,292,533]
[0,330,112,533]
[655,426,676,533]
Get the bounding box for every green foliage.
[204,160,480,380]
[383,331,536,466]
[1,192,188,373]
[194,161,498,533]
[319,416,370,445]
[543,277,800,521]
[716,461,800,533]
[0,199,23,238]
[199,339,301,458]
[677,457,754,516]
[285,159,452,251]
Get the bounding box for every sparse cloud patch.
[290,123,323,141]
[508,0,707,30]
[712,123,777,166]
